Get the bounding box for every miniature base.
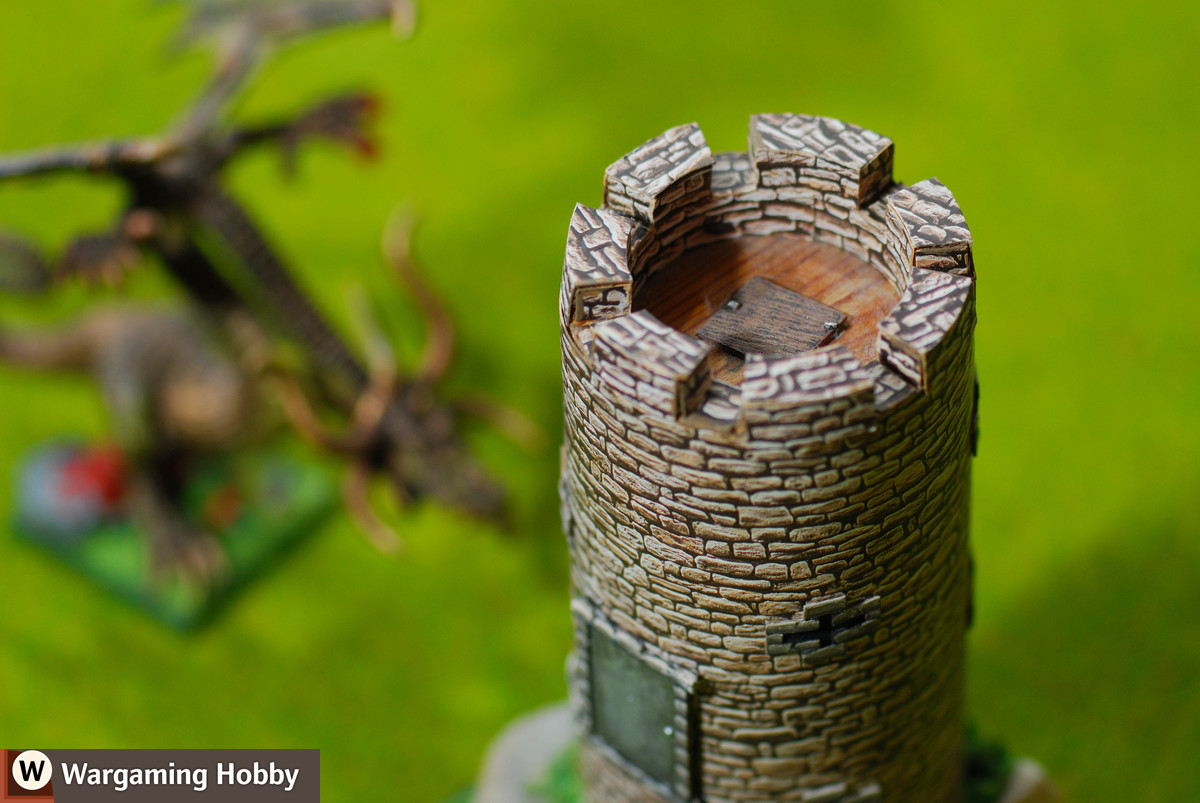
[471,703,575,803]
[13,444,336,630]
[468,703,1059,803]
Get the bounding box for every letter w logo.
[6,749,54,797]
[16,762,43,785]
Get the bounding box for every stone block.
[878,269,974,391]
[750,114,894,207]
[886,177,974,277]
[562,203,643,324]
[604,122,714,227]
[593,311,712,418]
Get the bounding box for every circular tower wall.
[560,114,978,803]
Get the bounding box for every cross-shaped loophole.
[782,607,868,652]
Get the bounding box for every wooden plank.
[696,276,845,357]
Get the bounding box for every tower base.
[469,703,1060,803]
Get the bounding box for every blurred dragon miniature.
[0,0,511,583]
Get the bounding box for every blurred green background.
[1,1,1197,800]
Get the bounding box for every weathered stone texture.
[697,146,907,295]
[743,347,874,410]
[562,203,643,325]
[886,178,974,278]
[878,269,974,391]
[749,114,894,208]
[593,311,712,418]
[598,123,720,291]
[711,150,757,193]
[563,115,977,803]
[605,122,713,222]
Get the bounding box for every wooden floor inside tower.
[635,235,900,385]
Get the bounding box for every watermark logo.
[4,750,54,800]
[5,749,317,801]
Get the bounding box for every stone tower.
[559,114,977,802]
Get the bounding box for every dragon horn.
[342,459,403,554]
[382,206,455,383]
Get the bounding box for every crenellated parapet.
[603,122,713,224]
[602,123,715,283]
[561,114,979,803]
[592,311,712,419]
[886,178,974,278]
[561,203,643,326]
[742,346,875,410]
[561,114,975,417]
[748,113,894,207]
[879,268,975,391]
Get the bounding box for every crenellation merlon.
[877,269,974,391]
[604,122,714,226]
[885,178,974,278]
[593,311,713,418]
[562,203,641,324]
[743,347,876,410]
[749,114,894,208]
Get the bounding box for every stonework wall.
[561,114,978,803]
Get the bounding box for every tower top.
[561,115,975,432]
